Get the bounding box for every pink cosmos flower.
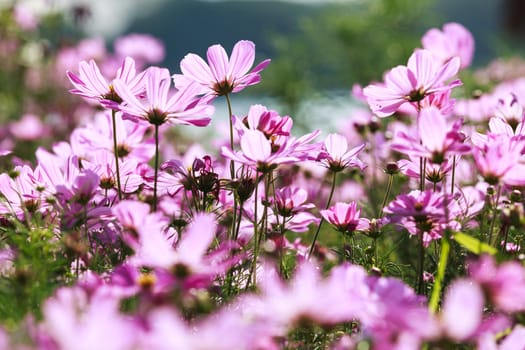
[317,133,366,171]
[391,106,470,164]
[494,93,525,131]
[398,155,454,184]
[320,202,369,233]
[272,186,315,218]
[0,165,47,218]
[253,262,364,327]
[114,66,214,127]
[112,200,169,249]
[42,287,138,350]
[468,255,525,313]
[128,212,234,289]
[472,135,525,186]
[67,56,145,109]
[441,279,485,341]
[83,150,143,194]
[221,129,320,173]
[73,111,155,163]
[384,190,458,246]
[233,104,293,149]
[422,22,475,69]
[363,49,461,117]
[174,40,271,96]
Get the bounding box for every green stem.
[153,124,160,212]
[233,201,244,241]
[246,171,260,290]
[379,174,393,217]
[428,231,450,313]
[225,93,240,242]
[417,232,425,294]
[225,93,235,180]
[488,185,501,245]
[308,171,338,259]
[419,157,426,192]
[450,156,456,195]
[111,110,123,200]
[253,173,272,280]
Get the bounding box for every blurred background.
[1,0,525,134]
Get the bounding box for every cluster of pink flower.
[2,10,525,349]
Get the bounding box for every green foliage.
[453,231,498,255]
[264,0,437,113]
[0,217,68,327]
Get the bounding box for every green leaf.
[453,232,497,255]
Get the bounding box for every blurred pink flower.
[468,255,525,313]
[73,111,154,163]
[441,279,484,341]
[422,22,475,69]
[13,3,39,31]
[9,114,48,141]
[494,93,525,131]
[42,287,138,350]
[472,135,525,186]
[174,40,271,96]
[0,165,48,218]
[114,33,165,67]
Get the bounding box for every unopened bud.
[384,162,400,175]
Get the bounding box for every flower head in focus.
[363,49,461,117]
[174,40,271,97]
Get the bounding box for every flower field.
[1,4,525,350]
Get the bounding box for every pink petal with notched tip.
[240,129,272,162]
[180,53,215,86]
[228,40,256,77]
[206,44,229,82]
[325,133,348,161]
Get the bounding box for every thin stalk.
[379,174,393,217]
[202,191,207,212]
[419,157,426,192]
[417,232,425,294]
[373,237,378,265]
[225,93,239,242]
[253,173,272,280]
[501,223,510,253]
[111,110,123,200]
[225,93,235,180]
[233,201,244,241]
[342,234,347,262]
[308,170,338,259]
[261,172,272,242]
[429,231,450,313]
[450,156,457,195]
[245,171,260,290]
[279,220,286,276]
[488,185,501,245]
[153,124,160,211]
